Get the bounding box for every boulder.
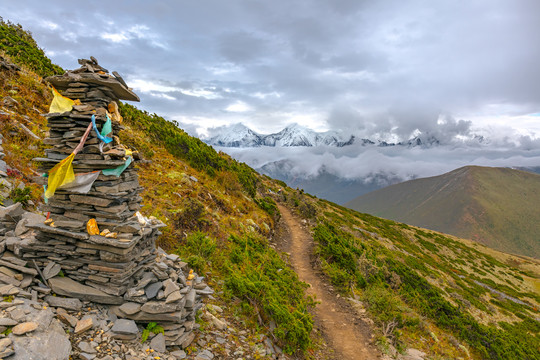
[9,317,71,360]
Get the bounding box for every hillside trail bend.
[276,205,382,360]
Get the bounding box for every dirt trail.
[277,205,381,360]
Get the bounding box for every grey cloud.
[218,31,270,64]
[1,0,540,139]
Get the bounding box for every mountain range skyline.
[203,121,488,148]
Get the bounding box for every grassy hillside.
[1,21,539,359]
[346,165,540,258]
[282,194,540,359]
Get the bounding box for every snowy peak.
[264,123,319,147]
[205,123,457,148]
[206,123,263,147]
[206,123,355,148]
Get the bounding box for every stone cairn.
[7,57,211,349]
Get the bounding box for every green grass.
[175,232,314,354]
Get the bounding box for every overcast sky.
[3,0,540,140]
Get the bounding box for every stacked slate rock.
[21,57,151,301]
[110,248,213,347]
[11,57,211,350]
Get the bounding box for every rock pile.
[24,56,159,302]
[2,57,211,352]
[0,201,221,359]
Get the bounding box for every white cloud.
[466,114,540,139]
[101,32,129,43]
[181,88,222,99]
[40,20,58,30]
[253,91,281,99]
[225,101,251,112]
[129,79,179,93]
[100,24,167,49]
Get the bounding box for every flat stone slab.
[87,235,135,249]
[0,284,19,296]
[12,322,38,335]
[45,295,82,311]
[141,301,178,314]
[74,318,93,334]
[145,281,162,300]
[150,332,166,353]
[43,262,62,280]
[26,223,89,240]
[0,318,18,326]
[56,308,78,328]
[185,289,196,308]
[69,194,113,207]
[0,203,24,220]
[49,277,123,305]
[0,259,37,276]
[118,302,141,315]
[46,72,140,102]
[110,306,182,322]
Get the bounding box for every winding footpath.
[277,205,381,360]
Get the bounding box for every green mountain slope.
[346,165,540,258]
[1,20,539,359]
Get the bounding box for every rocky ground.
[0,202,287,360]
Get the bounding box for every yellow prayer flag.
[45,153,75,199]
[49,87,79,113]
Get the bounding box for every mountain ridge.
[206,122,356,147]
[346,165,540,258]
[205,122,453,148]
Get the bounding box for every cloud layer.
[221,141,540,184]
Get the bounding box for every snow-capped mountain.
[206,123,263,147]
[262,123,355,147]
[206,123,357,148]
[204,123,454,149]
